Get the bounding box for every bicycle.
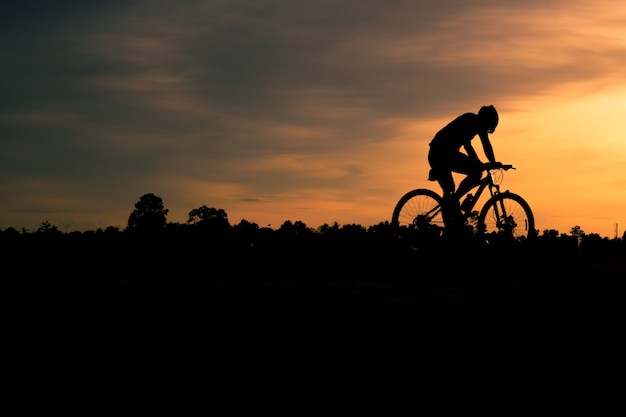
[391,163,535,241]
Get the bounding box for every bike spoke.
[478,193,535,241]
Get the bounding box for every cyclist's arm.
[478,131,497,164]
[463,140,481,162]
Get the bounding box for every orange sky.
[2,0,626,238]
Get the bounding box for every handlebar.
[484,162,514,171]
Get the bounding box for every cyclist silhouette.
[427,105,502,232]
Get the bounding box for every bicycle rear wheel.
[391,189,444,232]
[477,192,535,241]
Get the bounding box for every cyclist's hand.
[484,161,503,170]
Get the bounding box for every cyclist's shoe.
[441,195,460,223]
[460,194,473,214]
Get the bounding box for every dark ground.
[3,238,626,309]
[4,235,626,380]
[4,226,626,329]
[3,231,623,410]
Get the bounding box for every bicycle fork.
[492,192,518,234]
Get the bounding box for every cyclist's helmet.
[478,105,498,133]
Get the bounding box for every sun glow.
[495,82,626,236]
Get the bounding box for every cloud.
[2,0,626,232]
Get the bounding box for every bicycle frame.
[392,164,534,240]
[421,168,505,224]
[458,169,502,215]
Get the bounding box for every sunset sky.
[2,0,626,238]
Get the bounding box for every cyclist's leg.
[452,154,482,198]
[442,194,464,235]
[429,150,465,231]
[437,174,463,231]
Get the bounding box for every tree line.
[2,192,626,261]
[3,192,626,303]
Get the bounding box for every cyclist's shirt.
[429,113,481,155]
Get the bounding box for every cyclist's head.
[478,105,498,133]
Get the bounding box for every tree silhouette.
[233,219,259,232]
[278,220,313,236]
[126,193,169,233]
[186,206,231,240]
[36,220,61,235]
[570,225,585,246]
[187,206,230,227]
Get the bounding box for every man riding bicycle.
[427,105,502,232]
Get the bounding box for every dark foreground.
[3,233,626,310]
[4,229,623,397]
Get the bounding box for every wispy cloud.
[2,0,626,233]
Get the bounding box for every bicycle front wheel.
[477,192,535,241]
[391,188,444,231]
